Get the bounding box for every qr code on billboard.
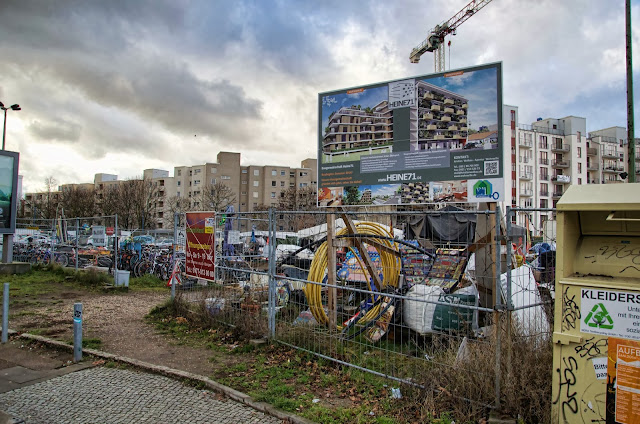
[484,160,499,176]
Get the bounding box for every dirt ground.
[9,286,221,377]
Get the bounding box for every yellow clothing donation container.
[552,184,640,424]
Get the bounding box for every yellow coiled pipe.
[304,221,401,329]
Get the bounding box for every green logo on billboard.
[473,180,500,200]
[584,303,614,329]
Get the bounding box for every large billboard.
[317,63,503,206]
[0,151,19,233]
[185,212,216,281]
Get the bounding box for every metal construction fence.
[174,207,558,413]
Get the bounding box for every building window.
[280,181,285,187]
[194,180,200,185]
[272,181,276,187]
[253,170,259,176]
[510,110,516,122]
[221,176,231,180]
[271,170,277,176]
[271,192,276,198]
[300,183,308,187]
[241,191,247,195]
[280,170,286,176]
[253,192,258,198]
[176,192,180,197]
[177,170,181,176]
[194,169,201,174]
[177,181,181,186]
[577,147,582,158]
[253,181,259,187]
[242,180,247,185]
[578,163,582,173]
[211,178,216,184]
[242,169,247,174]
[211,167,217,173]
[539,136,548,150]
[578,178,582,185]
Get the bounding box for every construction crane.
[410,0,493,72]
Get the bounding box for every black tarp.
[406,205,477,244]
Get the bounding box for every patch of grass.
[129,274,167,291]
[82,338,103,349]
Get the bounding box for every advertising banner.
[185,212,216,281]
[318,63,503,206]
[0,151,19,233]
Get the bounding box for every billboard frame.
[317,62,503,207]
[0,150,19,234]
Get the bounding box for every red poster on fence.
[185,212,216,281]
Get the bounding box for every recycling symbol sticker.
[584,303,614,330]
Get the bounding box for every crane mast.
[410,0,493,72]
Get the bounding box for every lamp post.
[1,101,21,151]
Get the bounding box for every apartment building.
[505,105,639,233]
[322,101,393,161]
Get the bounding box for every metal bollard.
[1,283,8,343]
[73,303,82,361]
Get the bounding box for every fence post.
[2,283,8,343]
[73,303,83,362]
[171,212,179,301]
[267,208,276,339]
[114,214,118,276]
[494,206,502,411]
[505,206,513,384]
[75,218,79,271]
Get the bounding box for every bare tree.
[194,182,236,212]
[163,195,191,228]
[276,186,321,232]
[60,186,97,218]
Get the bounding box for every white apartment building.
[504,105,637,234]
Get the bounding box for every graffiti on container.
[588,244,640,266]
[574,337,607,360]
[553,356,579,420]
[561,286,581,331]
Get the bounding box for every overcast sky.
[1,0,638,194]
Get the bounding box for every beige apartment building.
[23,151,317,231]
[172,152,317,230]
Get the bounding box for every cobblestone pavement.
[0,367,282,424]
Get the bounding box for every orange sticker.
[609,338,640,424]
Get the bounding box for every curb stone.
[7,330,314,424]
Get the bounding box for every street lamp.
[0,101,21,150]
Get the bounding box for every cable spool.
[304,221,401,329]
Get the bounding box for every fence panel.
[164,206,556,417]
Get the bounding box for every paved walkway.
[0,366,281,424]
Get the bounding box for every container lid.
[557,184,640,211]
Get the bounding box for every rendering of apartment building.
[322,101,393,161]
[414,81,469,151]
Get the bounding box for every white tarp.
[500,265,550,339]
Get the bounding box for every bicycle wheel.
[55,253,69,267]
[136,260,153,277]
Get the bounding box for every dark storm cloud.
[28,119,82,143]
[0,0,262,149]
